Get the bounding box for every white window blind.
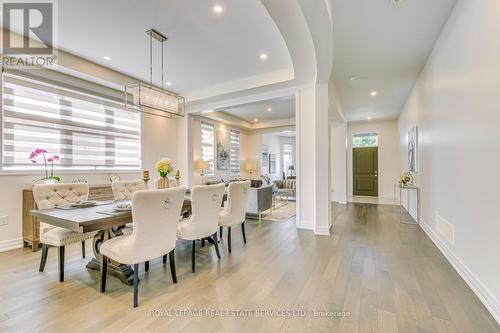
[200,121,215,174]
[230,128,240,173]
[282,142,294,173]
[1,69,141,171]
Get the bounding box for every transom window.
[1,69,141,171]
[352,133,378,148]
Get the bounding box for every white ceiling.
[332,0,457,122]
[215,96,295,123]
[55,0,292,94]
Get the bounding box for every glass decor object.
[124,29,185,119]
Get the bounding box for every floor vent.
[436,214,455,246]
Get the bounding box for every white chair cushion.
[219,181,250,227]
[40,227,97,247]
[111,180,147,200]
[100,188,186,265]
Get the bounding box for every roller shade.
[230,128,240,173]
[1,69,141,171]
[200,121,215,175]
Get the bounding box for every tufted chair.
[177,183,224,273]
[99,187,186,308]
[111,180,148,201]
[219,181,251,253]
[33,183,97,282]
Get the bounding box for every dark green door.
[353,147,378,196]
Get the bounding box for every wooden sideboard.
[22,184,114,251]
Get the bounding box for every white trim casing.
[0,237,23,252]
[420,219,500,325]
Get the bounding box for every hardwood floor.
[0,203,498,332]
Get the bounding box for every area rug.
[249,202,296,222]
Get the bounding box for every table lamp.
[288,165,295,177]
[246,160,258,178]
[196,160,210,184]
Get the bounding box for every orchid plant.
[29,148,61,182]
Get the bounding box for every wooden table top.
[30,196,193,233]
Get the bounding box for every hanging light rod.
[146,29,168,43]
[124,28,185,118]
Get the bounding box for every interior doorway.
[352,133,379,197]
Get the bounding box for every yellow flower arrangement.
[156,158,173,177]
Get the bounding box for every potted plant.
[155,158,174,189]
[29,148,61,184]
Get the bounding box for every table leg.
[86,227,135,286]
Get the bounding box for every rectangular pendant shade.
[125,82,185,118]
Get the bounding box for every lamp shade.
[196,160,210,171]
[288,165,295,171]
[245,160,258,171]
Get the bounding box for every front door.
[353,147,378,196]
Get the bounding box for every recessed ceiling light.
[267,108,272,112]
[259,53,268,60]
[370,91,378,96]
[213,5,223,13]
[166,82,172,86]
[253,118,259,122]
[367,116,372,120]
[350,77,357,81]
[103,56,111,60]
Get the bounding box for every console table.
[394,183,420,225]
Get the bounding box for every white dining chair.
[111,180,148,200]
[177,183,225,273]
[219,181,251,253]
[33,183,97,282]
[99,187,186,308]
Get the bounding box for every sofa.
[273,179,296,197]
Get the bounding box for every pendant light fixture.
[125,29,185,118]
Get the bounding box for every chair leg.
[169,250,177,283]
[81,240,85,258]
[100,255,108,293]
[219,226,223,239]
[228,227,232,253]
[145,261,149,272]
[163,255,167,264]
[191,240,196,273]
[133,264,139,308]
[39,244,48,272]
[213,232,221,259]
[241,221,247,244]
[57,246,65,282]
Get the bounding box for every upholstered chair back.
[112,180,148,200]
[130,187,185,259]
[33,183,89,209]
[220,181,250,227]
[181,184,225,239]
[33,183,90,234]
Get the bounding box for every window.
[282,142,294,174]
[2,69,141,171]
[352,133,378,148]
[230,129,240,174]
[200,121,215,175]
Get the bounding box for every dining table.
[30,194,194,286]
[30,189,228,285]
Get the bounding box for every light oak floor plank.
[0,203,498,333]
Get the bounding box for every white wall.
[347,119,400,200]
[331,122,347,204]
[398,0,500,322]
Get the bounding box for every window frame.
[200,120,215,176]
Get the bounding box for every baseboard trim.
[0,237,23,252]
[420,219,500,324]
[314,225,331,236]
[296,220,313,231]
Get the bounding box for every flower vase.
[156,176,170,189]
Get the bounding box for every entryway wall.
[347,119,400,200]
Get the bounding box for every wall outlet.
[436,214,454,246]
[0,215,8,226]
